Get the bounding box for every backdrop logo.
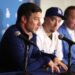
[0,0,40,40]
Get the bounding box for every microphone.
[15,31,37,47]
[58,34,75,45]
[15,31,56,59]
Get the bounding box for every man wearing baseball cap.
[36,7,68,74]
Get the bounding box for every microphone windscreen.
[58,34,64,40]
[15,31,21,37]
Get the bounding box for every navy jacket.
[0,24,55,75]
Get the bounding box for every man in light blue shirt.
[58,6,75,74]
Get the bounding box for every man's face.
[46,16,62,32]
[66,9,75,30]
[26,12,42,33]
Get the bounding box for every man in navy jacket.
[0,2,61,75]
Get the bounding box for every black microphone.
[15,31,37,47]
[15,31,56,59]
[15,31,37,74]
[58,34,75,45]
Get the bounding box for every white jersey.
[36,26,63,60]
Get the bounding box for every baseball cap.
[45,7,65,20]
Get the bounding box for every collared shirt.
[36,26,63,60]
[66,27,75,42]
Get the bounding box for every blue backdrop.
[0,0,40,40]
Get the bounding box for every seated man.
[36,7,68,74]
[0,2,62,75]
[58,6,75,74]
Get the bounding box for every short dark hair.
[16,2,42,23]
[64,6,75,19]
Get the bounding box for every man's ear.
[21,16,27,24]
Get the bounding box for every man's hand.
[53,57,68,71]
[48,60,60,73]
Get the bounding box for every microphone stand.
[67,44,72,75]
[61,43,72,75]
[17,34,34,75]
[23,40,37,75]
[16,43,30,75]
[24,42,30,75]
